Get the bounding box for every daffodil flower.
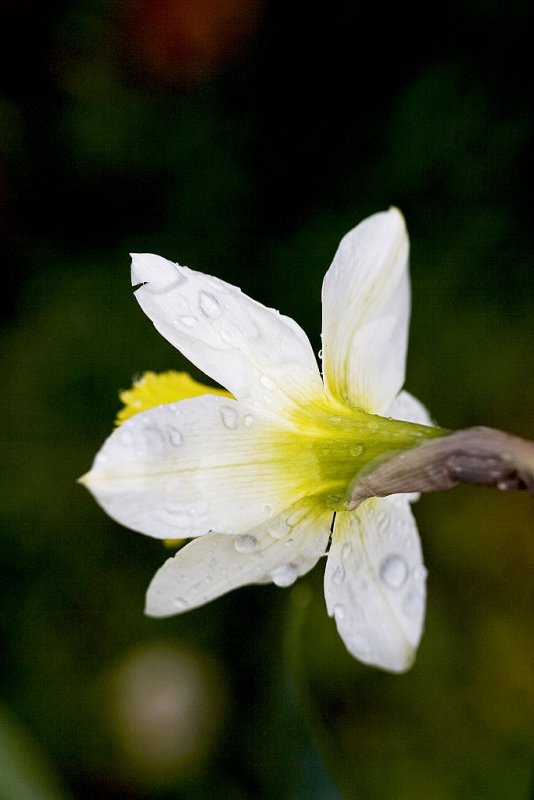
[82,208,449,672]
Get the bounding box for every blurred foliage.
[0,0,533,798]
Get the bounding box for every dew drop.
[263,503,274,517]
[286,509,303,526]
[173,596,188,611]
[177,315,199,328]
[234,534,258,553]
[244,414,254,427]
[220,329,234,344]
[341,543,352,559]
[199,291,221,318]
[168,427,183,446]
[332,566,345,584]
[412,565,428,583]
[379,554,408,589]
[260,374,276,390]
[221,407,238,429]
[350,443,364,457]
[333,603,345,621]
[271,563,298,587]
[268,518,290,539]
[318,348,324,359]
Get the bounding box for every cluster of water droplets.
[326,500,428,658]
[270,563,299,587]
[228,500,314,590]
[138,261,325,410]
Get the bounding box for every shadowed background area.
[0,1,533,798]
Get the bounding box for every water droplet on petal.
[260,374,276,390]
[177,315,199,328]
[168,427,183,446]
[332,566,345,584]
[244,414,254,427]
[268,518,290,539]
[263,504,273,517]
[379,554,408,589]
[318,349,324,359]
[271,563,298,587]
[412,565,428,583]
[234,534,258,553]
[221,407,238,429]
[220,329,234,344]
[199,291,221,318]
[350,443,364,457]
[341,543,352,559]
[333,603,345,621]
[173,596,188,611]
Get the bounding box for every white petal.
[146,499,332,616]
[81,395,316,540]
[131,254,323,411]
[387,390,434,427]
[321,208,410,413]
[324,496,426,672]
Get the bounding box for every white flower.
[82,208,441,672]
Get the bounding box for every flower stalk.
[348,425,534,508]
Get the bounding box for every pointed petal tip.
[130,252,184,290]
[387,205,406,225]
[77,471,90,486]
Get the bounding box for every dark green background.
[1,1,533,798]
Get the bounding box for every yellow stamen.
[115,370,232,425]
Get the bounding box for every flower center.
[282,395,446,510]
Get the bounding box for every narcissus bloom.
[82,208,446,672]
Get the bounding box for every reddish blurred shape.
[121,0,266,86]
